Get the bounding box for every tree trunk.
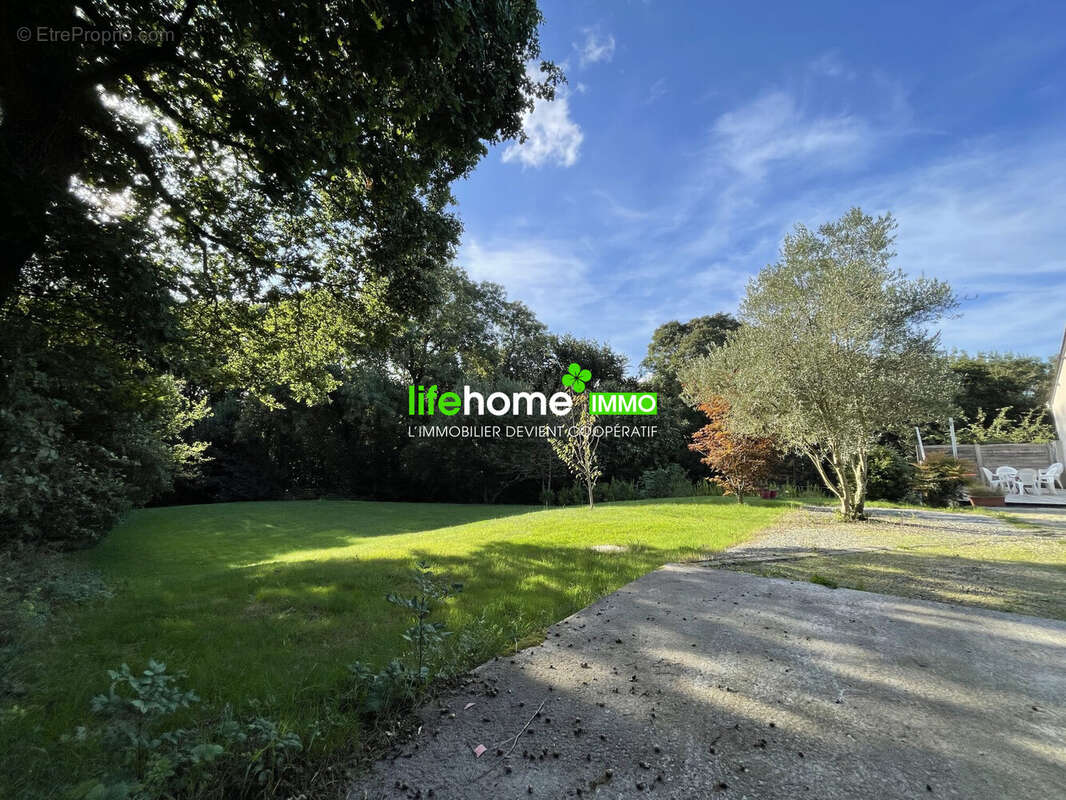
[839,500,863,521]
[804,448,842,504]
[586,478,594,509]
[803,446,869,521]
[830,452,854,519]
[850,452,868,520]
[1,14,97,309]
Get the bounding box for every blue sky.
[452,1,1066,373]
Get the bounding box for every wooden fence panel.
[923,442,1060,472]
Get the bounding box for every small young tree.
[550,393,603,508]
[689,397,777,502]
[683,208,957,521]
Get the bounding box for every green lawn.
[1,497,785,796]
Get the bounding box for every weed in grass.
[808,573,839,589]
[62,660,303,800]
[346,561,462,716]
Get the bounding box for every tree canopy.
[948,352,1053,422]
[1,0,562,547]
[641,313,739,390]
[3,0,558,315]
[683,208,958,520]
[689,398,777,503]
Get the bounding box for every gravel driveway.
[715,506,1066,620]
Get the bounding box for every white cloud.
[711,91,873,180]
[681,124,1066,357]
[461,238,599,333]
[601,67,1066,361]
[475,56,1066,367]
[576,30,616,66]
[644,77,668,105]
[501,77,584,169]
[865,140,1066,354]
[808,51,856,80]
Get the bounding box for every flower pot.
[968,496,1005,507]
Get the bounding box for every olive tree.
[682,209,957,521]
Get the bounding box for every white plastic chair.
[981,467,1003,490]
[1016,468,1039,495]
[1038,463,1064,494]
[996,466,1019,494]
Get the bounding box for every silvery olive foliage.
[683,208,958,520]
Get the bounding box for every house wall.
[1053,327,1066,446]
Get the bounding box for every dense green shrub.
[692,479,724,497]
[866,444,915,501]
[958,406,1057,444]
[638,464,691,498]
[0,329,207,549]
[604,479,639,502]
[555,483,588,506]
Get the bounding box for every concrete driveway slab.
[350,567,1066,800]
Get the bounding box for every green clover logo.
[561,362,592,393]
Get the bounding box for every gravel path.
[710,505,1066,621]
[703,505,1041,565]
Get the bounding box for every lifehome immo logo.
[407,363,657,417]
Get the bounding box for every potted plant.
[965,480,1006,507]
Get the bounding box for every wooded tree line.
[680,210,1057,519]
[0,4,1057,546]
[0,0,560,548]
[165,265,696,510]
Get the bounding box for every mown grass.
[0,497,786,797]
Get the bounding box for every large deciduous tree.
[0,1,558,546]
[948,353,1054,422]
[1,0,557,315]
[682,208,957,521]
[641,313,739,391]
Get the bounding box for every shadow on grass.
[1,537,730,797]
[96,500,540,573]
[2,497,785,798]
